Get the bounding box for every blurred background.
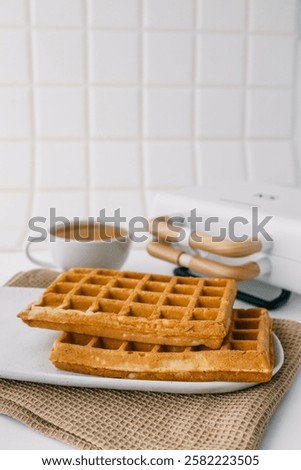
[0,0,300,250]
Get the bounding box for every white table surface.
[0,248,300,450]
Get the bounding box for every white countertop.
[0,248,300,450]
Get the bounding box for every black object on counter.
[173,267,291,311]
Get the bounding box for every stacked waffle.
[18,268,274,383]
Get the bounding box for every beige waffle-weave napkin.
[0,269,300,450]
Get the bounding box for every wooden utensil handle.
[147,240,182,265]
[149,216,263,257]
[187,253,260,281]
[149,216,183,243]
[147,242,260,281]
[189,232,262,257]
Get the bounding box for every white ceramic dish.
[0,287,284,394]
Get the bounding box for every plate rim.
[0,287,284,394]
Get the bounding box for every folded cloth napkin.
[0,269,300,450]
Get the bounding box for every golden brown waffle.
[49,308,274,383]
[18,267,237,348]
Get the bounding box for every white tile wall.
[89,31,139,84]
[31,0,84,28]
[91,189,143,221]
[0,191,30,228]
[0,143,32,189]
[196,89,243,138]
[248,36,295,86]
[36,142,87,189]
[246,141,296,186]
[0,31,29,83]
[0,88,31,138]
[249,0,297,33]
[246,90,292,138]
[145,0,194,30]
[144,142,194,188]
[198,0,247,31]
[144,88,192,138]
[36,87,86,138]
[90,87,140,138]
[90,142,140,188]
[197,34,245,85]
[33,189,88,221]
[196,142,246,182]
[88,0,140,28]
[0,0,299,250]
[33,31,85,83]
[145,32,193,84]
[0,0,27,26]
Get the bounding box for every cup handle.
[25,240,56,269]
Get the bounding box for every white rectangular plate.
[0,287,283,394]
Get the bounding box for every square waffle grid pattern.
[19,268,237,347]
[50,308,273,383]
[228,309,269,352]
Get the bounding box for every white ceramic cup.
[26,222,131,271]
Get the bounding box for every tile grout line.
[138,1,147,217]
[0,136,294,143]
[0,82,295,90]
[0,24,297,36]
[242,0,251,182]
[17,0,36,250]
[84,1,91,217]
[192,0,199,186]
[290,1,300,186]
[0,186,200,192]
[291,49,299,186]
